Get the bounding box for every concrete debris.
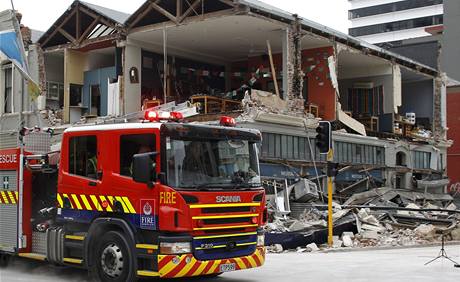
[397,203,422,217]
[341,232,355,239]
[450,226,460,240]
[414,224,436,240]
[342,234,353,247]
[267,244,284,253]
[361,215,380,226]
[265,186,460,251]
[306,243,319,252]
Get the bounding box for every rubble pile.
[265,184,460,252]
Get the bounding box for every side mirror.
[132,152,157,186]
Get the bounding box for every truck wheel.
[0,253,10,268]
[92,231,136,282]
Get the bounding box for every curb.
[319,241,460,253]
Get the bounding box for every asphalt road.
[1,245,460,282]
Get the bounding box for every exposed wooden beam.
[77,16,101,44]
[129,3,154,28]
[150,1,179,23]
[218,0,235,7]
[41,9,77,47]
[76,7,80,41]
[79,5,116,29]
[131,8,235,34]
[176,0,182,18]
[178,0,201,23]
[58,28,76,43]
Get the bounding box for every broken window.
[3,64,12,113]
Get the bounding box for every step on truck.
[0,111,267,281]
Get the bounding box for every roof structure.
[80,1,130,24]
[37,0,127,50]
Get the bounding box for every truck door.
[102,130,159,229]
[59,134,100,220]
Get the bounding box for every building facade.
[0,0,450,193]
[348,0,444,44]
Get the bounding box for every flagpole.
[10,0,15,11]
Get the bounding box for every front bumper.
[157,246,265,278]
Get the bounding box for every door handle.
[89,181,97,187]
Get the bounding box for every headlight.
[257,234,265,246]
[160,242,192,255]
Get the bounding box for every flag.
[0,10,41,100]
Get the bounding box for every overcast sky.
[0,0,351,34]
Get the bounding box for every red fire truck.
[0,111,266,281]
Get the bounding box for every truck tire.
[0,253,10,268]
[91,231,137,282]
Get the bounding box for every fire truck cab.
[0,113,266,281]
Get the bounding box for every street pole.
[327,149,334,247]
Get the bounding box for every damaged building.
[28,0,452,223]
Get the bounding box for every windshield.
[165,138,261,189]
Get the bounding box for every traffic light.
[315,121,331,154]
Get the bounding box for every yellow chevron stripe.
[107,196,114,205]
[160,255,186,277]
[192,261,209,276]
[99,195,113,212]
[115,196,129,213]
[255,249,264,264]
[0,195,2,203]
[193,224,259,231]
[57,194,63,208]
[80,195,92,210]
[192,213,258,220]
[90,195,102,211]
[71,194,82,210]
[234,258,246,269]
[175,256,196,277]
[122,196,136,213]
[246,256,257,268]
[1,192,8,204]
[7,191,16,204]
[158,255,167,263]
[63,194,73,209]
[15,191,18,201]
[206,260,221,274]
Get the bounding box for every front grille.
[202,206,251,213]
[203,228,247,234]
[193,233,257,260]
[203,217,251,225]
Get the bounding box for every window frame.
[119,133,157,178]
[68,135,98,180]
[2,64,13,114]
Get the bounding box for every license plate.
[219,263,236,272]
